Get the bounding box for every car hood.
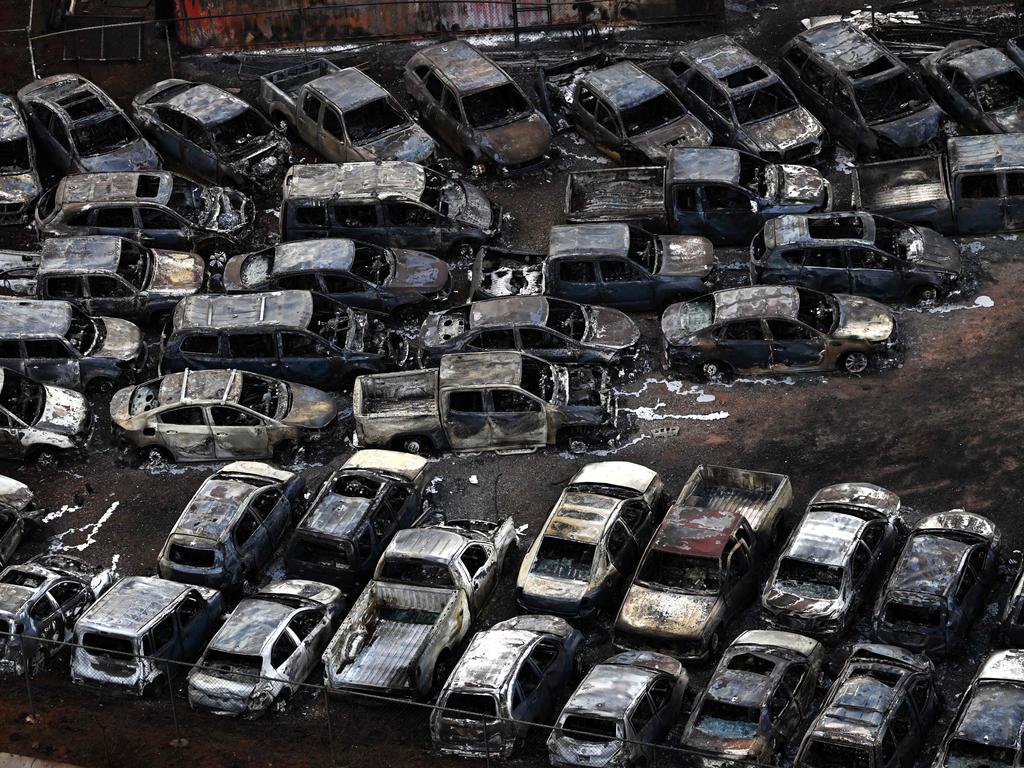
[478,112,552,166]
[768,164,830,208]
[0,172,40,205]
[833,294,895,342]
[95,317,143,361]
[386,249,449,293]
[872,103,943,149]
[79,137,160,173]
[631,115,713,162]
[450,180,495,232]
[742,107,824,154]
[36,384,90,436]
[582,306,640,350]
[281,383,339,429]
[618,583,719,640]
[520,572,589,604]
[658,235,716,276]
[361,123,436,164]
[903,227,962,274]
[763,584,846,621]
[148,249,205,296]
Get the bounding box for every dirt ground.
[1,0,1024,766]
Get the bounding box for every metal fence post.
[166,662,187,748]
[482,717,491,768]
[322,688,336,766]
[23,659,36,722]
[165,24,174,78]
[512,0,520,48]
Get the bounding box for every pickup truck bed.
[565,167,665,223]
[259,58,341,108]
[852,155,947,214]
[354,369,439,417]
[471,247,546,299]
[677,465,792,533]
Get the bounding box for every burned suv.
[0,366,91,461]
[163,291,405,390]
[0,94,41,225]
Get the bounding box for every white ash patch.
[42,504,79,524]
[48,501,120,553]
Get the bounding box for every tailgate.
[564,167,665,222]
[470,247,546,299]
[678,465,792,533]
[336,620,434,691]
[852,155,946,212]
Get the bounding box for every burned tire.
[140,445,173,469]
[699,360,730,383]
[86,377,116,396]
[911,285,940,306]
[433,650,453,692]
[840,351,870,376]
[396,435,431,455]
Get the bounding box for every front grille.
[0,201,27,223]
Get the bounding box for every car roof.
[78,576,191,635]
[174,290,314,331]
[58,172,173,205]
[173,471,266,543]
[955,671,1024,750]
[887,533,971,598]
[39,235,123,275]
[582,61,667,109]
[342,449,427,483]
[571,461,658,495]
[676,35,770,85]
[564,662,658,718]
[946,46,1017,81]
[713,285,800,324]
[386,527,465,565]
[980,650,1024,685]
[651,504,743,558]
[151,368,249,407]
[470,296,549,329]
[668,147,741,186]
[0,563,64,617]
[785,510,867,568]
[19,75,116,123]
[0,95,29,141]
[707,651,780,709]
[765,213,876,250]
[448,628,541,691]
[438,351,528,389]
[284,162,426,202]
[417,40,510,93]
[949,134,1024,174]
[808,482,900,518]
[311,67,389,111]
[166,82,248,124]
[272,239,355,276]
[796,22,889,75]
[544,488,623,545]
[209,596,295,655]
[549,223,631,260]
[0,299,72,337]
[733,629,821,658]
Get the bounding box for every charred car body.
[666,35,826,161]
[681,630,824,765]
[158,462,304,591]
[18,74,159,174]
[352,351,615,455]
[404,40,552,173]
[0,248,39,296]
[0,554,110,675]
[874,511,1000,655]
[0,476,41,568]
[750,212,964,304]
[0,94,41,225]
[999,561,1024,647]
[661,285,898,380]
[111,368,338,463]
[779,22,943,156]
[280,162,499,255]
[133,79,290,190]
[762,483,901,639]
[188,579,344,716]
[549,651,687,768]
[71,576,223,694]
[418,296,640,367]
[163,291,404,390]
[222,238,450,316]
[517,461,664,619]
[431,615,583,757]
[285,449,428,591]
[0,366,91,460]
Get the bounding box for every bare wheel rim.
[702,361,722,380]
[917,286,939,305]
[843,352,869,374]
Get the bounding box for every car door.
[723,539,753,605]
[277,331,334,388]
[443,389,491,451]
[209,405,270,459]
[712,319,772,373]
[174,589,209,657]
[318,103,352,163]
[460,541,498,611]
[249,485,289,545]
[799,247,852,294]
[285,608,330,682]
[689,73,735,142]
[465,328,516,354]
[956,171,1005,235]
[147,611,181,661]
[551,259,600,304]
[233,508,270,577]
[0,340,23,377]
[617,498,654,549]
[330,202,385,245]
[297,91,325,150]
[179,113,220,183]
[766,319,827,371]
[138,205,191,250]
[951,548,983,638]
[39,275,86,308]
[0,409,26,458]
[156,405,215,460]
[1002,171,1024,231]
[572,86,603,147]
[520,639,563,719]
[589,99,626,158]
[85,274,141,318]
[268,627,301,686]
[517,327,572,363]
[672,183,704,235]
[628,692,658,749]
[148,106,189,167]
[421,72,460,150]
[320,272,377,311]
[93,206,142,242]
[226,331,280,379]
[606,519,639,583]
[700,183,761,243]
[487,387,548,449]
[174,332,224,372]
[48,579,90,637]
[385,202,444,252]
[22,338,79,388]
[596,258,655,310]
[28,591,62,646]
[847,246,903,301]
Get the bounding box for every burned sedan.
[0,248,39,296]
[0,475,41,568]
[794,644,937,768]
[158,462,305,592]
[549,651,687,768]
[779,22,943,156]
[285,449,428,591]
[750,212,965,304]
[162,291,405,390]
[0,554,111,675]
[418,296,639,367]
[189,579,344,716]
[0,366,91,461]
[133,79,289,190]
[762,483,901,639]
[404,40,552,173]
[431,615,583,758]
[874,511,1000,656]
[680,630,824,766]
[0,94,41,225]
[921,40,1024,134]
[666,35,826,161]
[18,74,159,174]
[110,368,338,464]
[222,238,450,317]
[661,285,898,380]
[517,461,664,619]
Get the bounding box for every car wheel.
[86,377,115,396]
[912,285,940,306]
[699,360,730,382]
[433,650,453,692]
[140,445,173,469]
[25,446,58,464]
[447,240,475,261]
[273,440,298,466]
[841,351,870,375]
[398,435,430,455]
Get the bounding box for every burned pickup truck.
[566,146,831,244]
[352,351,615,455]
[322,516,516,698]
[853,134,1024,235]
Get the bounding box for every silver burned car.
[188,579,345,716]
[0,366,92,461]
[0,93,42,225]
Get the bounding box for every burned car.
[0,365,91,461]
[29,236,204,325]
[779,22,943,156]
[750,212,965,304]
[999,562,1024,647]
[404,40,552,173]
[259,59,433,165]
[0,299,145,392]
[222,238,450,317]
[661,285,898,380]
[285,449,428,591]
[517,461,664,619]
[163,291,405,390]
[666,35,826,161]
[71,576,223,694]
[549,651,687,768]
[0,94,41,225]
[18,74,159,174]
[932,650,1024,768]
[558,59,712,163]
[0,248,39,296]
[0,475,41,568]
[418,296,640,367]
[279,161,499,255]
[430,615,583,757]
[133,79,290,190]
[680,630,824,765]
[471,224,719,312]
[794,644,937,768]
[0,554,111,675]
[188,579,344,716]
[874,511,1000,656]
[158,462,305,592]
[35,171,255,256]
[353,351,615,455]
[762,483,902,639]
[921,40,1024,134]
[110,368,339,464]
